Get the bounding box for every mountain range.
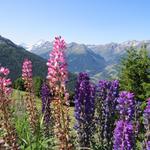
[1,34,150,83]
[25,39,150,81]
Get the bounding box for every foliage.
[13,94,55,150]
[119,46,150,101]
[12,77,25,91]
[13,76,43,97]
[0,42,47,81]
[33,76,43,97]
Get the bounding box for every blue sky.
[0,0,150,45]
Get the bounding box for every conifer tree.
[119,45,150,101]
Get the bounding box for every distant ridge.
[27,39,150,81]
[29,41,107,77]
[0,35,47,80]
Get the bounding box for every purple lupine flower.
[113,120,134,150]
[74,72,96,148]
[96,80,119,148]
[116,91,135,121]
[146,141,150,150]
[40,82,53,136]
[41,82,51,113]
[143,98,150,150]
[113,91,135,150]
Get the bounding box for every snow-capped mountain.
[30,40,53,55]
[19,43,33,51]
[19,40,47,51]
[27,41,106,78]
[28,39,150,58]
[25,39,150,81]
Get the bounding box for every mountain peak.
[67,43,93,55]
[34,39,46,46]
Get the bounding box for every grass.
[2,89,144,150]
[10,89,77,149]
[11,89,75,127]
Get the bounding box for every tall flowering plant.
[143,98,150,150]
[22,59,38,134]
[74,72,96,148]
[47,37,71,150]
[96,80,119,149]
[40,82,53,137]
[0,66,19,149]
[113,91,135,150]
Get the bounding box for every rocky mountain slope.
[22,39,150,81]
[29,41,107,78]
[0,36,47,80]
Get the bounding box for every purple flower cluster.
[113,91,135,150]
[117,91,135,121]
[41,82,51,113]
[74,72,96,148]
[97,80,119,148]
[143,98,150,150]
[40,82,52,136]
[113,120,134,150]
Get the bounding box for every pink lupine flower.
[0,66,19,149]
[22,59,34,93]
[0,67,10,76]
[22,59,33,80]
[47,36,68,89]
[22,59,38,134]
[47,37,72,150]
[0,67,12,95]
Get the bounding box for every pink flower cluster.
[22,59,32,80]
[0,67,10,76]
[0,66,12,95]
[47,36,68,88]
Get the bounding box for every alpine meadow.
[0,0,150,150]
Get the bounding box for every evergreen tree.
[13,77,25,91]
[13,76,43,97]
[119,45,150,101]
[33,76,43,97]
